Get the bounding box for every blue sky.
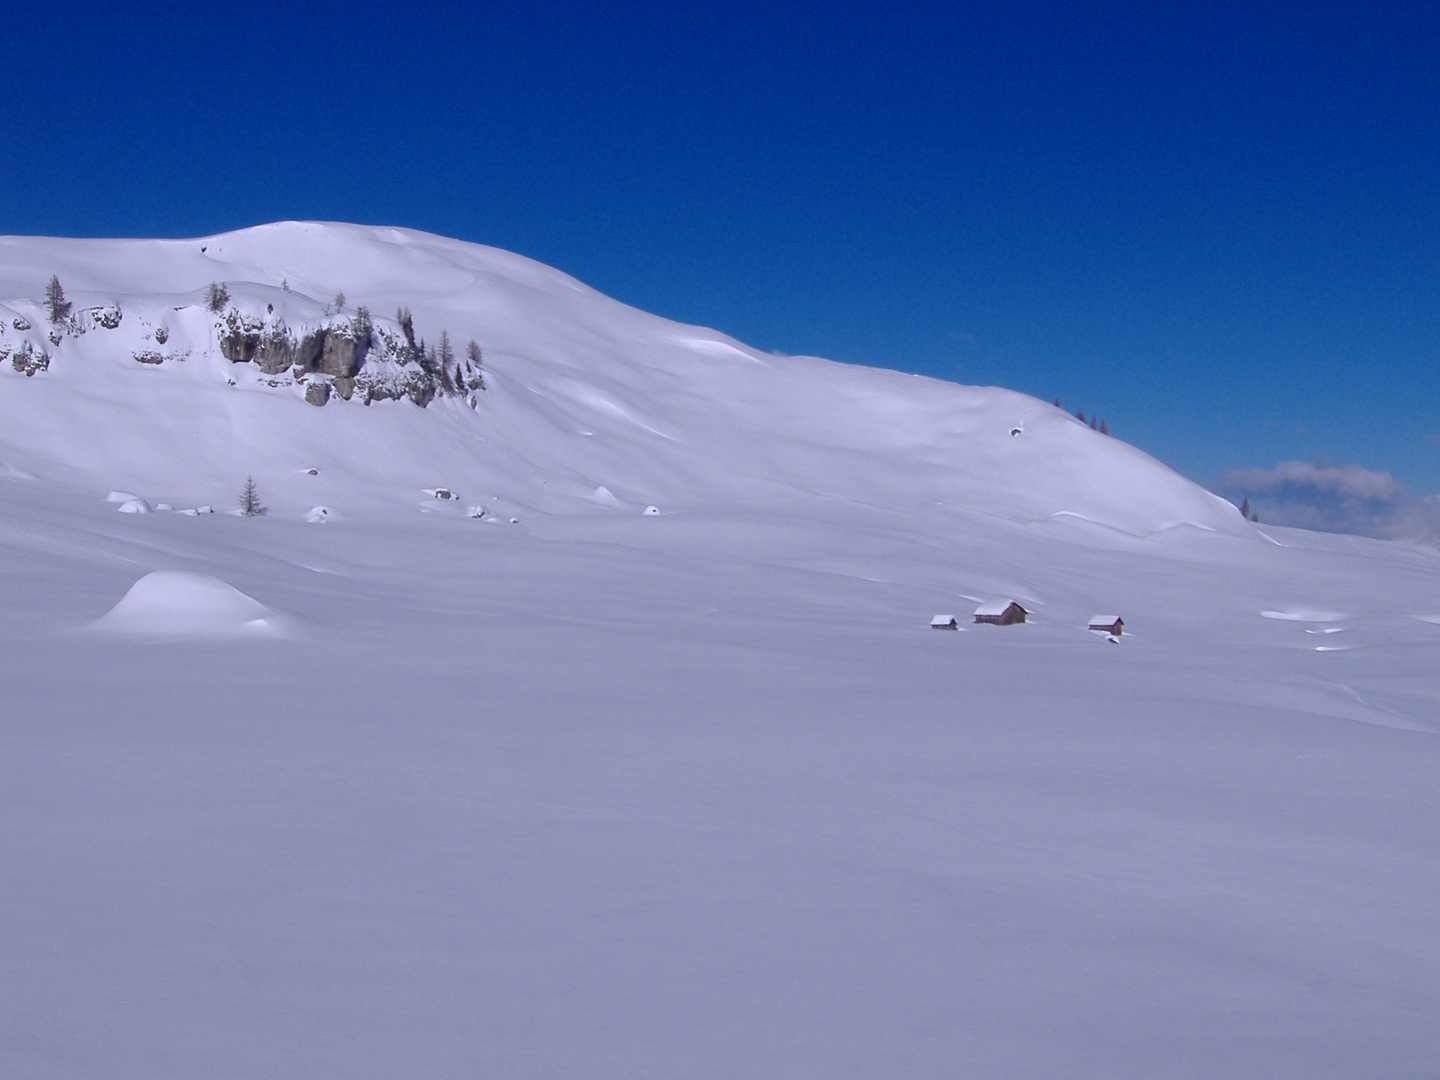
[3,1,1436,523]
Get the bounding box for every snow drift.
[88,570,291,639]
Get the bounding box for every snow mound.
[306,506,337,523]
[88,570,291,639]
[1261,609,1350,622]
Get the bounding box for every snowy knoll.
[0,221,1242,539]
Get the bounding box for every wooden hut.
[974,600,1027,626]
[1088,615,1124,635]
[930,614,959,630]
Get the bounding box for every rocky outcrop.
[304,381,331,406]
[5,342,50,376]
[215,305,481,409]
[218,311,298,373]
[295,326,367,377]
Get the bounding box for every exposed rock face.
[332,376,354,400]
[304,381,331,407]
[254,328,296,374]
[296,327,368,378]
[218,311,296,373]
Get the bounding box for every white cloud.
[1211,460,1440,545]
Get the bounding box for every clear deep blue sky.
[3,1,1436,496]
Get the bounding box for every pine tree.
[45,276,70,323]
[1076,410,1086,424]
[1052,397,1061,408]
[396,308,416,353]
[205,282,229,313]
[1240,497,1251,518]
[466,339,486,390]
[352,305,372,344]
[333,292,346,311]
[1090,415,1099,430]
[1099,419,1109,435]
[239,476,263,517]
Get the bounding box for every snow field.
[0,223,1438,1077]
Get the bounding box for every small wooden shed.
[974,600,1027,626]
[930,614,959,630]
[1088,615,1124,635]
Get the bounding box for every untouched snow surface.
[2,223,1439,1078]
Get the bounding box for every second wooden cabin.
[974,600,1027,626]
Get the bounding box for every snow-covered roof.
[974,599,1021,616]
[931,614,957,626]
[1089,614,1122,625]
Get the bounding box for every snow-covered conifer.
[239,476,263,517]
[352,305,372,344]
[45,276,70,324]
[205,282,229,313]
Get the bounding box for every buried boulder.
[86,570,293,640]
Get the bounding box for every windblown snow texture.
[1,223,1437,1079]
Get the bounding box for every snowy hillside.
[0,221,1244,537]
[2,223,1438,1079]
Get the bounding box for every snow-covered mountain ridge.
[0,220,1242,540]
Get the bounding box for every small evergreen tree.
[1240,497,1251,518]
[333,292,346,311]
[1090,415,1099,430]
[205,282,229,313]
[45,276,70,323]
[396,308,416,352]
[1075,410,1086,424]
[239,476,263,517]
[352,305,372,344]
[1052,397,1061,408]
[436,330,455,391]
[1099,418,1109,435]
[466,339,485,390]
[1250,510,1260,522]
